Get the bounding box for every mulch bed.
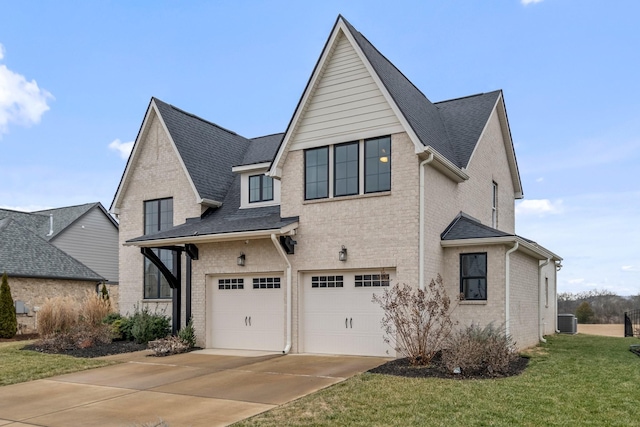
[22,340,148,358]
[0,333,40,342]
[368,355,529,380]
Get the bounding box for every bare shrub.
[442,323,517,376]
[37,296,80,337]
[81,290,113,327]
[373,274,456,366]
[148,335,191,356]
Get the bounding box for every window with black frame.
[305,147,329,200]
[249,174,274,203]
[365,136,391,193]
[460,252,487,300]
[143,198,174,299]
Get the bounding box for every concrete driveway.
[0,349,388,426]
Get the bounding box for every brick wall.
[509,251,540,348]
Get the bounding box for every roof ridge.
[435,90,501,105]
[153,97,247,140]
[34,202,97,213]
[250,132,285,141]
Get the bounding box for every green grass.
[0,341,114,386]
[236,334,640,426]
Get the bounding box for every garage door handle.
[350,318,353,328]
[245,316,248,326]
[248,316,251,326]
[345,318,348,328]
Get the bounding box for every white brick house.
[110,16,561,356]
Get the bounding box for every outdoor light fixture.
[339,245,347,262]
[237,252,246,266]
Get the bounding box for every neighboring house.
[0,202,119,332]
[111,16,561,356]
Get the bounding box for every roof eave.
[124,221,299,247]
[441,236,561,261]
[422,147,469,182]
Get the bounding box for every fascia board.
[232,162,271,173]
[124,222,299,247]
[464,96,501,171]
[424,147,469,182]
[441,236,561,261]
[496,94,524,199]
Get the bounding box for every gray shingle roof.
[153,98,253,203]
[441,212,513,241]
[240,133,285,166]
[35,202,106,240]
[0,218,104,281]
[341,16,501,169]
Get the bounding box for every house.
[111,16,561,356]
[0,202,119,331]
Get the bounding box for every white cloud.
[0,43,53,137]
[515,199,563,216]
[108,138,134,159]
[622,266,640,272]
[535,177,544,183]
[521,0,543,5]
[568,278,585,285]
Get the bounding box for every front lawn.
[236,334,640,426]
[0,341,114,386]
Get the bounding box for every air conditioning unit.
[558,314,577,334]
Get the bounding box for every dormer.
[232,162,281,209]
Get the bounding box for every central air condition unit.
[558,314,577,334]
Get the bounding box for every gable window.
[334,142,359,196]
[492,181,498,228]
[305,147,329,200]
[460,252,487,300]
[144,198,174,299]
[304,135,391,200]
[249,175,274,203]
[365,136,391,193]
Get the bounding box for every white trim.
[232,162,271,173]
[423,147,469,182]
[441,235,561,261]
[124,222,299,247]
[198,198,223,208]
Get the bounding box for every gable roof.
[268,16,521,194]
[441,212,561,261]
[0,218,104,281]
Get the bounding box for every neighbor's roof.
[0,218,104,281]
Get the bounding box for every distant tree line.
[558,290,640,324]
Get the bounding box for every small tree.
[373,274,456,366]
[576,301,595,324]
[0,272,18,338]
[100,283,110,301]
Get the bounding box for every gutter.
[505,242,519,337]
[271,234,292,354]
[555,260,563,333]
[538,258,551,343]
[418,153,434,290]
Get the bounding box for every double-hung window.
[304,135,391,200]
[143,198,174,299]
[249,175,274,203]
[460,252,487,300]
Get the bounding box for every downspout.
[271,233,292,354]
[419,152,434,290]
[505,241,519,337]
[538,258,550,343]
[555,261,563,333]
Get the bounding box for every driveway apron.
[0,350,388,426]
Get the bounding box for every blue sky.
[1,1,638,295]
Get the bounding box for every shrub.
[100,282,110,301]
[0,272,18,338]
[178,318,196,348]
[80,291,113,327]
[576,301,595,324]
[148,335,191,356]
[128,306,171,344]
[37,296,79,337]
[372,274,456,366]
[442,323,517,376]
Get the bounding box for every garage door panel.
[210,275,284,352]
[302,270,394,357]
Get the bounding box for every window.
[492,181,498,228]
[144,198,174,299]
[334,142,359,196]
[460,253,487,300]
[355,273,390,287]
[365,136,391,193]
[249,175,274,203]
[311,275,344,288]
[304,136,391,200]
[253,277,281,289]
[305,147,329,200]
[218,278,244,290]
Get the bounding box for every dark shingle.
[441,212,512,241]
[35,202,99,240]
[0,218,104,281]
[240,133,285,166]
[153,98,253,203]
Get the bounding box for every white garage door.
[302,270,394,357]
[209,275,284,351]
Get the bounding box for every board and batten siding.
[289,31,404,150]
[50,207,119,283]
